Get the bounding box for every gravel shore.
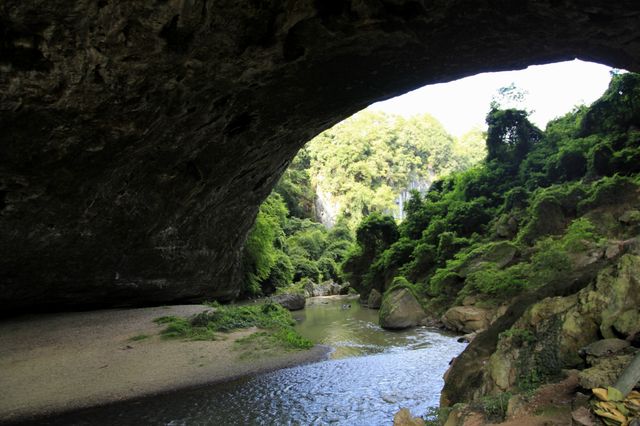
[0,305,329,423]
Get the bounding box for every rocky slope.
[2,1,640,312]
[439,201,640,424]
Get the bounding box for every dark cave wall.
[1,0,639,312]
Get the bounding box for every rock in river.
[270,293,305,311]
[379,288,426,330]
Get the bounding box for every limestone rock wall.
[1,0,640,312]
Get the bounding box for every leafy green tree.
[273,148,316,219]
[343,213,399,295]
[242,193,288,295]
[486,108,542,167]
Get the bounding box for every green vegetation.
[481,392,512,421]
[154,302,312,350]
[306,110,485,227]
[343,72,640,313]
[241,191,354,296]
[498,327,537,345]
[424,406,453,425]
[241,109,481,297]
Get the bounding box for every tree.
[343,213,399,295]
[486,108,542,167]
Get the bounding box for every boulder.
[457,331,479,343]
[367,289,382,309]
[393,408,423,426]
[379,288,426,330]
[461,295,478,306]
[578,354,636,389]
[441,306,491,334]
[302,279,316,298]
[569,244,604,269]
[579,338,630,361]
[304,280,343,297]
[270,293,305,311]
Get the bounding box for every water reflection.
[294,296,452,359]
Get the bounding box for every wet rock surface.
[2,1,640,312]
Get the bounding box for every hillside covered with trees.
[241,110,484,297]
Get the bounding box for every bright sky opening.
[368,60,615,137]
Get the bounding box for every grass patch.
[481,392,512,422]
[153,315,217,340]
[234,328,313,359]
[154,302,312,350]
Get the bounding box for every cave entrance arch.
[1,1,639,312]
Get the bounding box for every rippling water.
[36,297,465,426]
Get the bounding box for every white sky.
[368,60,614,137]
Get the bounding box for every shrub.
[499,327,537,346]
[265,252,294,289]
[317,256,339,281]
[502,186,529,211]
[481,392,512,422]
[561,217,600,252]
[291,256,321,282]
[464,262,530,297]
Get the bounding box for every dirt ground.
[0,305,328,423]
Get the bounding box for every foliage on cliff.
[304,110,485,227]
[345,72,640,309]
[242,193,354,296]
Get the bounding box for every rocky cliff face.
[1,1,640,312]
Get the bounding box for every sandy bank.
[0,305,329,423]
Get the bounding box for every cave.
[1,1,639,313]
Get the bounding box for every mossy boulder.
[579,254,640,338]
[487,293,598,393]
[578,353,636,389]
[379,288,426,330]
[619,209,640,225]
[579,338,630,360]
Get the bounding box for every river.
[32,296,466,425]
